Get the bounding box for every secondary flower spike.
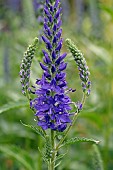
[66,39,91,96]
[30,0,72,132]
[20,38,38,95]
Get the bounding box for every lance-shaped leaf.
[92,144,104,170]
[55,151,68,162]
[60,137,100,148]
[55,161,61,168]
[20,121,46,139]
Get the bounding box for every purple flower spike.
[29,0,73,132]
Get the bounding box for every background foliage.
[0,0,113,169]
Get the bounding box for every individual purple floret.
[30,0,72,132]
[76,101,82,111]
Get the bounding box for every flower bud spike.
[66,39,91,96]
[20,38,38,96]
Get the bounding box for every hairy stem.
[38,136,43,170]
[49,130,56,170]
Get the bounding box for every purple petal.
[56,29,62,39]
[59,62,67,71]
[53,24,57,32]
[52,51,56,59]
[42,35,49,44]
[58,124,67,132]
[51,65,56,73]
[56,39,63,51]
[38,121,48,130]
[40,62,48,71]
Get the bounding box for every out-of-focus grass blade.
[0,145,35,170]
[92,144,104,170]
[22,0,36,27]
[80,112,103,128]
[0,120,36,141]
[99,4,113,18]
[0,101,29,115]
[82,39,111,65]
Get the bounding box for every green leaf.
[0,101,28,115]
[38,147,48,164]
[92,144,104,170]
[55,151,68,162]
[44,136,52,160]
[38,136,52,164]
[55,161,61,168]
[0,145,35,170]
[61,137,99,148]
[20,120,46,139]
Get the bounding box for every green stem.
[26,89,31,101]
[50,130,56,170]
[104,70,113,170]
[81,93,86,107]
[38,136,43,170]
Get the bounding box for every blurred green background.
[0,0,113,169]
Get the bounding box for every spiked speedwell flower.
[30,0,72,132]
